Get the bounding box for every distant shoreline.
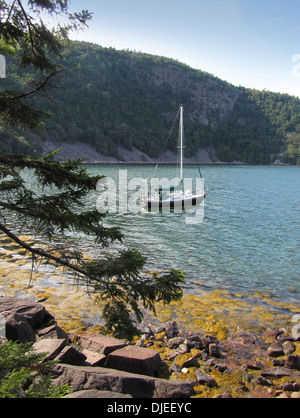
[41,141,298,167]
[82,161,297,167]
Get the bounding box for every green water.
[83,164,300,305]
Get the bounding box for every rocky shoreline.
[0,295,300,399]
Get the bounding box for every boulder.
[209,343,221,358]
[245,361,264,371]
[285,355,300,371]
[0,296,52,328]
[54,346,87,366]
[51,364,195,399]
[32,339,66,362]
[267,344,284,358]
[167,337,185,349]
[282,341,295,356]
[261,367,300,378]
[82,349,106,367]
[195,370,218,388]
[37,324,68,341]
[78,334,126,355]
[1,311,35,343]
[164,322,179,338]
[225,330,268,361]
[180,356,199,369]
[202,335,219,350]
[104,346,161,376]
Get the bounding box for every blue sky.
[65,0,300,97]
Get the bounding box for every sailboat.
[145,105,206,210]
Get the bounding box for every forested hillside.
[1,41,300,164]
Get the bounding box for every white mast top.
[180,105,184,182]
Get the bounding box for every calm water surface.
[83,164,300,305]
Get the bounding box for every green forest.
[1,41,300,164]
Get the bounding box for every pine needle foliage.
[0,1,185,339]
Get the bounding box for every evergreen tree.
[0,1,185,338]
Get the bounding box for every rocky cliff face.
[131,59,242,128]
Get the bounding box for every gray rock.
[267,343,284,358]
[255,376,274,387]
[285,355,300,371]
[261,367,300,378]
[195,370,218,388]
[282,341,295,356]
[168,349,182,361]
[209,343,221,358]
[164,322,179,338]
[167,337,185,349]
[1,311,35,343]
[181,357,199,369]
[52,364,195,399]
[245,361,264,371]
[170,363,181,373]
[178,344,189,354]
[280,382,296,392]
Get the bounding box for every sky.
[63,0,300,97]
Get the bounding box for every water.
[83,164,300,304]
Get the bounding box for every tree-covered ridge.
[2,41,300,164]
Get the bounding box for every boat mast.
[179,105,184,183]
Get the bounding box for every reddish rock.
[33,338,66,362]
[79,334,126,355]
[82,349,106,367]
[0,296,52,328]
[37,324,68,341]
[52,364,195,398]
[55,346,87,366]
[225,330,268,361]
[104,346,161,376]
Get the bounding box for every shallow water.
[1,164,299,336]
[85,164,300,304]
